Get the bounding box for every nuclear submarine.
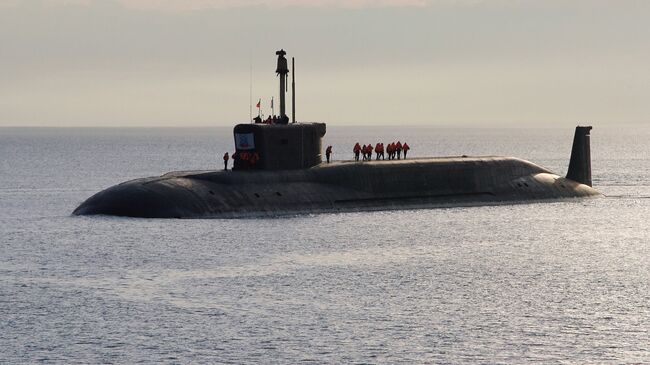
[73,50,600,219]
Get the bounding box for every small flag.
[256,99,261,108]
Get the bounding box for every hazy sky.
[2,0,649,127]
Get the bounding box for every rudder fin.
[566,126,593,187]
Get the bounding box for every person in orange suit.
[388,143,395,160]
[402,142,410,159]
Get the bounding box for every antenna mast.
[292,57,296,123]
[249,60,252,123]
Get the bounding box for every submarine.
[73,50,600,219]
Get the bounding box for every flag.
[256,99,260,108]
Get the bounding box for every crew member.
[250,152,260,166]
[353,142,361,161]
[325,145,332,163]
[402,142,410,159]
[367,144,373,161]
[396,141,403,160]
[375,143,382,160]
[361,144,367,161]
[223,152,229,170]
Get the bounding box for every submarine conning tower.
[233,49,326,171]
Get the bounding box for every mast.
[292,57,296,123]
[275,49,289,122]
[249,60,252,123]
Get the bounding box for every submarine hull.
[73,157,601,218]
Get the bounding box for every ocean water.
[1,126,649,364]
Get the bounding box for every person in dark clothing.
[325,145,332,163]
[223,152,229,170]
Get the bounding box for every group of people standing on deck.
[253,114,289,125]
[353,141,410,162]
[224,141,410,169]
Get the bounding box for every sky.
[1,0,649,127]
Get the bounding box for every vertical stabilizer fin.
[566,126,593,186]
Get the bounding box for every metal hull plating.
[73,157,601,218]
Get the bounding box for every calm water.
[1,126,649,364]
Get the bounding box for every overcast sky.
[1,0,649,127]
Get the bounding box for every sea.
[1,125,649,364]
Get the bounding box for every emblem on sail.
[235,133,255,150]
